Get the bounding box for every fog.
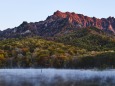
[0,69,115,86]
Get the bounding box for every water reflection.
[0,69,115,86]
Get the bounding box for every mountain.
[0,10,115,39]
[0,11,115,68]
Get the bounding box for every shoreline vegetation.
[0,34,115,69]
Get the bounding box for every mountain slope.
[56,27,115,51]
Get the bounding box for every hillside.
[0,36,114,68]
[0,37,87,68]
[56,27,115,51]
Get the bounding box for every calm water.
[0,69,115,86]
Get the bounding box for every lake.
[0,69,115,86]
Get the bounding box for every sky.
[0,0,115,30]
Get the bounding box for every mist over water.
[0,69,115,86]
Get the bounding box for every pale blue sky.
[0,0,115,30]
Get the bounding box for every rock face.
[52,11,115,33]
[0,10,115,38]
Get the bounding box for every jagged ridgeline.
[0,11,115,39]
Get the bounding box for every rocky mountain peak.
[53,10,67,18]
[0,11,115,39]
